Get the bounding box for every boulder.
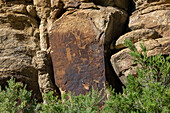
[79,2,97,9]
[113,0,170,86]
[115,29,159,49]
[129,1,170,37]
[49,10,105,95]
[50,0,130,11]
[111,37,170,85]
[148,37,170,56]
[133,0,170,9]
[110,48,136,85]
[0,4,27,14]
[49,7,128,94]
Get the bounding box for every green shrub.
[103,39,170,113]
[0,78,105,113]
[38,87,104,113]
[36,91,64,113]
[0,77,36,113]
[0,40,169,113]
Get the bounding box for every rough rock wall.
[111,0,170,85]
[0,0,59,100]
[0,0,169,99]
[49,0,129,94]
[0,0,42,100]
[0,0,130,98]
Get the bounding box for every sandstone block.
[129,8,170,37]
[111,37,170,85]
[49,7,127,94]
[133,0,170,9]
[0,7,41,100]
[33,0,50,7]
[79,2,97,9]
[49,10,105,95]
[115,29,159,49]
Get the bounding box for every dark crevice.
[56,8,66,19]
[51,1,66,20]
[110,0,136,53]
[44,20,61,98]
[89,0,113,7]
[124,0,136,33]
[48,53,61,98]
[129,0,136,14]
[105,52,125,93]
[0,76,11,91]
[44,8,61,98]
[104,0,136,93]
[5,0,34,5]
[35,16,41,28]
[104,12,126,93]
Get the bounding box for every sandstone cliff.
[0,0,169,100]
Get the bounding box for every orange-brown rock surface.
[0,0,169,99]
[49,7,127,94]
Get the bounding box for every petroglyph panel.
[49,13,105,95]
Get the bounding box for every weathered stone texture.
[111,37,170,85]
[91,0,130,11]
[130,0,170,37]
[115,29,159,49]
[111,48,136,85]
[0,1,41,99]
[0,0,169,100]
[50,0,130,10]
[0,0,128,98]
[129,10,170,37]
[133,0,170,9]
[26,5,37,17]
[49,7,127,94]
[110,0,170,86]
[49,14,105,95]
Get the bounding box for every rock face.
[115,29,159,49]
[130,0,170,37]
[111,0,170,85]
[0,0,59,100]
[0,0,169,100]
[49,7,128,94]
[0,0,128,98]
[49,11,105,95]
[111,37,170,85]
[133,0,170,9]
[0,0,42,100]
[91,0,130,11]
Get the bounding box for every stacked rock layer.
[0,0,169,99]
